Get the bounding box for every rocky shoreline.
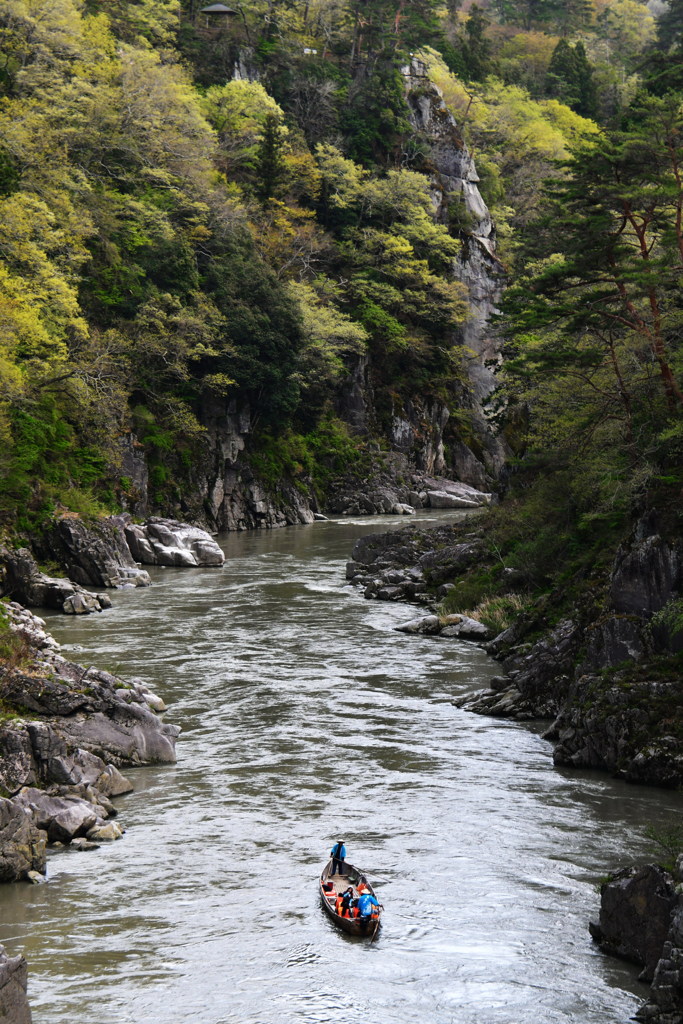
[0,515,225,616]
[0,602,178,884]
[345,509,683,1021]
[346,510,683,788]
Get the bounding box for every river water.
[2,511,683,1024]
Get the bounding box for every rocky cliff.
[109,63,506,532]
[346,510,683,788]
[457,512,683,787]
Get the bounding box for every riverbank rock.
[590,859,683,1024]
[0,797,46,882]
[0,548,109,614]
[590,865,678,981]
[0,604,178,880]
[347,520,485,605]
[544,670,683,787]
[637,899,683,1023]
[329,469,491,519]
[34,515,151,590]
[395,612,491,640]
[0,944,32,1024]
[123,517,224,567]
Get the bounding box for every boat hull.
[319,859,381,937]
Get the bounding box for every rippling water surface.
[2,512,683,1024]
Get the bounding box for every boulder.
[63,592,102,615]
[0,797,46,882]
[38,516,151,589]
[87,821,124,842]
[0,548,106,614]
[14,789,100,844]
[421,475,491,505]
[0,944,32,1024]
[0,727,36,795]
[124,517,224,567]
[395,614,441,635]
[638,904,683,1022]
[440,614,491,639]
[590,865,677,981]
[94,765,134,798]
[57,705,179,767]
[391,503,415,515]
[419,542,483,585]
[426,489,482,509]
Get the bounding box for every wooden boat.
[319,859,381,937]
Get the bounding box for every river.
[2,511,682,1024]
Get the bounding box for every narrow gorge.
[1,0,682,1022]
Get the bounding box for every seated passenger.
[356,892,380,920]
[340,887,355,918]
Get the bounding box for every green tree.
[545,39,596,118]
[443,5,495,83]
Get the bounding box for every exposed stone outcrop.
[0,797,46,883]
[0,547,111,614]
[638,896,683,1024]
[0,944,32,1024]
[33,515,151,590]
[590,858,683,1024]
[452,514,683,785]
[590,865,678,981]
[123,517,224,567]
[403,58,508,487]
[0,603,177,882]
[346,518,486,605]
[3,514,230,611]
[396,612,491,640]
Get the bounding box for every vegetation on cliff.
[0,0,680,658]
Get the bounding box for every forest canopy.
[0,0,679,552]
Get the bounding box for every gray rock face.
[0,797,46,882]
[58,706,179,767]
[639,903,683,1023]
[0,727,36,795]
[348,521,485,607]
[0,604,176,883]
[0,943,32,1024]
[396,612,490,640]
[37,515,151,589]
[14,789,99,845]
[0,547,108,614]
[403,59,509,485]
[611,530,681,616]
[123,518,224,567]
[590,866,677,982]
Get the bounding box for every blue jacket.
[357,893,379,917]
[331,842,346,860]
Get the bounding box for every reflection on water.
[2,511,682,1024]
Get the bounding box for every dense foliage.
[0,0,680,559]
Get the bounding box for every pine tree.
[545,39,596,118]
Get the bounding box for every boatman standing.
[330,840,346,875]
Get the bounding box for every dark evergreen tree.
[643,0,683,95]
[254,114,287,201]
[490,0,562,30]
[554,0,592,37]
[448,5,494,82]
[545,39,596,118]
